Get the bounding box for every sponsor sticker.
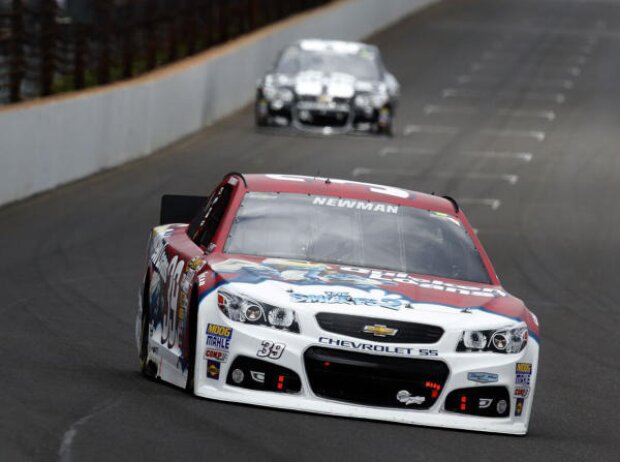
[212,258,507,298]
[514,387,530,398]
[515,397,525,417]
[467,372,499,384]
[515,362,532,386]
[312,196,399,215]
[516,374,531,386]
[206,324,233,350]
[291,290,409,311]
[319,336,415,355]
[207,360,220,380]
[188,256,205,271]
[396,390,425,406]
[516,363,532,374]
[204,349,229,363]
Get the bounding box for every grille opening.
[304,347,449,409]
[316,313,444,344]
[226,356,301,394]
[444,386,510,417]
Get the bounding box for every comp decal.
[514,387,529,398]
[204,349,229,363]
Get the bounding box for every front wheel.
[255,99,270,127]
[376,106,394,137]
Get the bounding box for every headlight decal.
[218,287,300,333]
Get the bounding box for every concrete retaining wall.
[0,0,438,206]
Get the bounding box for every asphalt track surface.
[2,1,620,460]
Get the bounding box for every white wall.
[0,0,438,206]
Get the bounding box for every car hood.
[288,71,361,98]
[205,255,539,336]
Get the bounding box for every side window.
[187,197,211,238]
[191,185,233,248]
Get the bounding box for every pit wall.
[0,0,438,206]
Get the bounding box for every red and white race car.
[136,173,539,434]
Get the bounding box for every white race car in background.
[255,39,400,135]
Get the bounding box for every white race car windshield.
[276,47,380,81]
[224,192,491,284]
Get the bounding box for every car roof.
[295,39,377,55]
[236,174,459,215]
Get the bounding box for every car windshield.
[276,47,380,81]
[224,193,491,284]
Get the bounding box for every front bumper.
[194,303,539,435]
[257,96,389,135]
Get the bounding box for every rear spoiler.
[160,194,208,225]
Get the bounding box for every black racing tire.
[380,122,394,137]
[376,107,394,137]
[139,274,155,377]
[255,100,269,127]
[185,286,199,393]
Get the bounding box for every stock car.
[255,39,400,135]
[136,173,539,435]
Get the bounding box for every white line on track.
[514,78,575,89]
[481,50,587,65]
[463,150,534,162]
[458,75,574,89]
[480,128,546,142]
[459,198,502,210]
[481,51,517,60]
[351,168,518,185]
[59,398,121,462]
[469,61,504,71]
[433,172,520,184]
[497,108,556,120]
[379,146,435,156]
[403,124,460,136]
[442,88,566,103]
[425,104,555,121]
[424,105,478,115]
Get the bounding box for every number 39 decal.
[257,341,286,359]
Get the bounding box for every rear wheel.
[185,286,199,393]
[255,99,270,127]
[139,275,156,377]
